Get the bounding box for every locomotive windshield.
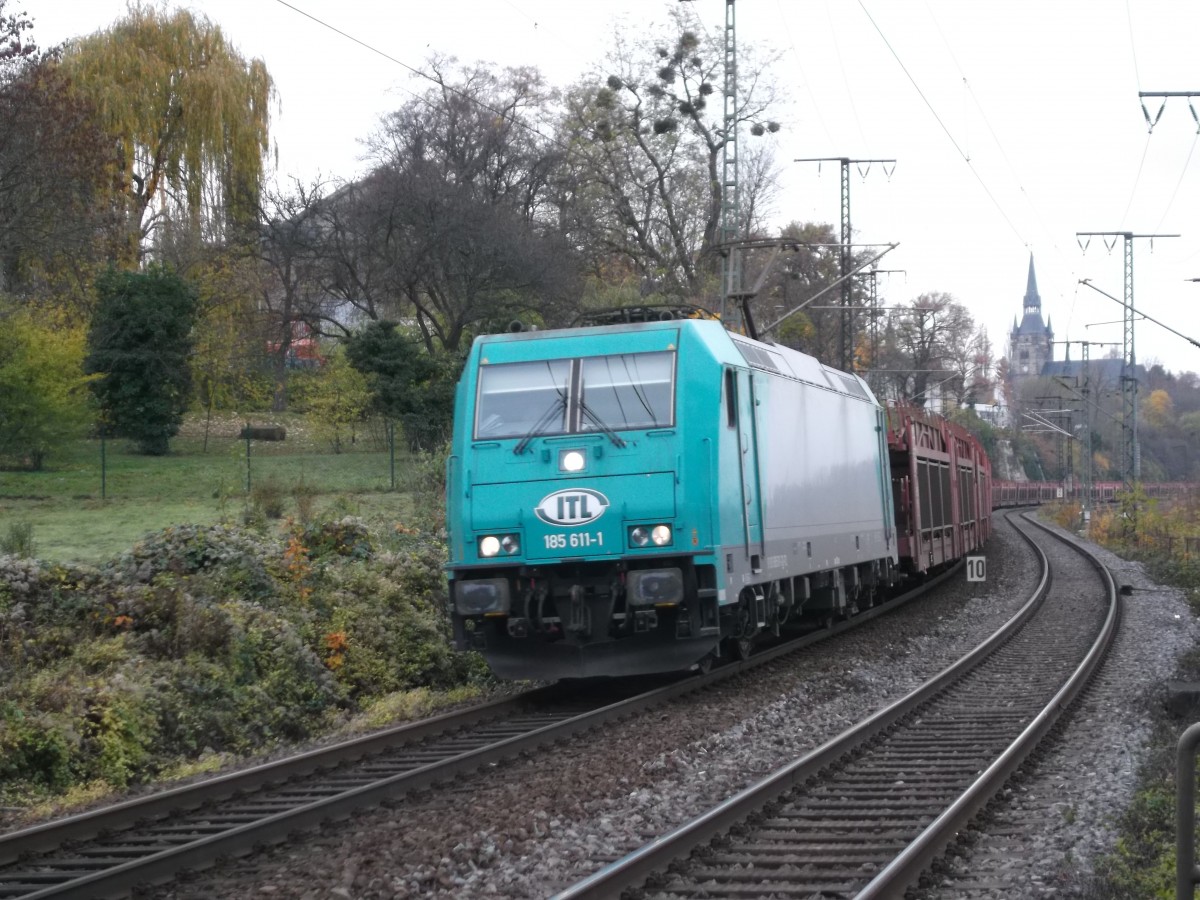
[579,352,674,431]
[474,351,675,440]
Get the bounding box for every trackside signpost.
[966,556,986,582]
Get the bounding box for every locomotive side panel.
[751,370,894,572]
[716,342,896,625]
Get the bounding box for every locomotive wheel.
[726,603,755,660]
[729,635,754,661]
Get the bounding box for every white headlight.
[651,524,672,546]
[479,535,501,557]
[560,449,586,472]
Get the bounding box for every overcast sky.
[27,0,1200,377]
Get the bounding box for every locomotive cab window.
[580,351,674,432]
[475,351,675,440]
[475,359,570,439]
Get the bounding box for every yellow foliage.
[60,6,275,261]
[1143,389,1175,430]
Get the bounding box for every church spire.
[1024,253,1041,315]
[1009,253,1053,379]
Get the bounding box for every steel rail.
[856,512,1119,897]
[552,510,1074,900]
[0,687,554,866]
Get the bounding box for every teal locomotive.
[446,314,989,680]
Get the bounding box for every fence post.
[388,421,397,491]
[1177,722,1200,899]
[244,421,252,494]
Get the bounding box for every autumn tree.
[0,302,94,469]
[85,266,198,455]
[1143,388,1175,430]
[555,5,781,298]
[753,222,846,360]
[59,6,274,264]
[303,346,370,454]
[186,252,275,446]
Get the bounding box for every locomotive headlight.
[479,534,521,558]
[559,449,586,473]
[629,524,672,548]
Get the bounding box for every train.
[445,313,992,681]
[992,479,1190,507]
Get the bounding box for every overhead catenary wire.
[270,0,572,156]
[856,1,1026,251]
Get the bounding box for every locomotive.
[445,314,991,681]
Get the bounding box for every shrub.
[0,516,486,806]
[292,478,319,525]
[250,476,287,519]
[0,521,35,557]
[0,702,74,791]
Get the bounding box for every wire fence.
[1138,530,1200,562]
[0,416,424,507]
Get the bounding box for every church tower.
[1008,254,1054,378]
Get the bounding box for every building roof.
[1039,357,1131,386]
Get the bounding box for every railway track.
[0,565,956,900]
[554,510,1118,899]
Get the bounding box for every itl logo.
[535,488,609,526]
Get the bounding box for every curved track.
[554,511,1118,899]
[0,566,958,900]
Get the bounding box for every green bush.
[0,515,484,806]
[0,702,73,790]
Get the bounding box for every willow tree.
[60,6,274,264]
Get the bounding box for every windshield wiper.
[579,400,627,449]
[513,395,567,455]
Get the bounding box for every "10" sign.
[966,556,986,582]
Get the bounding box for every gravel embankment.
[147,514,1198,899]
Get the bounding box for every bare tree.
[881,293,976,408]
[554,6,782,299]
[255,176,339,409]
[316,58,581,352]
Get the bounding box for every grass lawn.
[0,414,426,565]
